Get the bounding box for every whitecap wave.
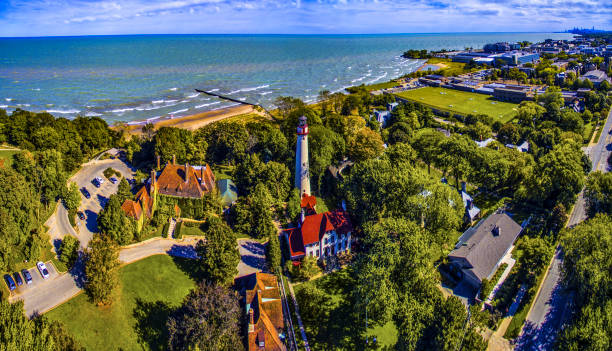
[195,101,221,109]
[169,87,178,91]
[169,108,188,115]
[85,111,102,117]
[209,88,219,92]
[228,84,270,95]
[0,105,8,108]
[46,109,80,114]
[259,91,273,96]
[5,98,13,102]
[186,93,199,98]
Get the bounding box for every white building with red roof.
[285,116,353,261]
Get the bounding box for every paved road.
[236,239,266,278]
[10,237,200,317]
[516,108,612,350]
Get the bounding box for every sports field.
[395,87,518,123]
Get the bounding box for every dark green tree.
[196,217,240,285]
[167,281,243,351]
[85,234,120,305]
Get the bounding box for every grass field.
[294,269,397,350]
[396,87,518,123]
[47,255,199,351]
[0,149,21,167]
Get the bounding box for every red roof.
[155,163,215,199]
[286,209,352,258]
[300,194,317,209]
[121,200,142,220]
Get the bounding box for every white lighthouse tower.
[295,115,311,196]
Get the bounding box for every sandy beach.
[119,104,262,135]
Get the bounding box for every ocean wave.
[85,111,102,117]
[152,100,165,104]
[186,93,199,98]
[351,76,367,83]
[228,84,270,95]
[5,98,13,102]
[259,91,273,96]
[46,109,80,114]
[111,107,136,113]
[195,101,221,109]
[209,88,219,92]
[169,87,178,91]
[32,88,41,91]
[366,72,388,85]
[169,108,188,115]
[0,105,7,108]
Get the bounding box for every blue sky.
[0,0,610,37]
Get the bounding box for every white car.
[96,176,105,184]
[37,261,50,279]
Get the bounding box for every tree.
[516,101,546,128]
[97,194,135,245]
[196,217,240,285]
[37,149,68,206]
[0,167,39,272]
[348,127,384,162]
[497,123,520,145]
[85,235,120,305]
[465,121,492,141]
[584,171,612,216]
[231,184,276,239]
[517,236,551,277]
[286,188,301,222]
[141,122,155,141]
[0,300,62,350]
[411,129,444,174]
[59,235,80,268]
[291,256,320,281]
[167,282,243,351]
[266,234,281,272]
[116,177,132,201]
[63,182,81,212]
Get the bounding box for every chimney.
[492,225,500,236]
[156,155,161,170]
[150,170,156,188]
[248,308,255,333]
[461,181,467,193]
[172,154,176,165]
[185,163,189,184]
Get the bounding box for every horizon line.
[0,31,574,39]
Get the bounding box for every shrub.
[174,221,183,239]
[59,235,80,268]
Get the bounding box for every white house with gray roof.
[448,212,522,291]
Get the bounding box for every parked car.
[81,187,91,199]
[21,269,32,284]
[37,261,50,279]
[92,178,100,188]
[96,176,105,184]
[13,272,23,286]
[4,274,16,291]
[109,177,118,184]
[77,211,86,220]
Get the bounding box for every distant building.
[474,138,495,148]
[483,42,520,53]
[497,52,539,66]
[493,85,530,103]
[580,70,609,87]
[387,102,399,111]
[460,182,481,224]
[373,109,391,127]
[235,273,286,351]
[448,212,523,291]
[505,140,530,153]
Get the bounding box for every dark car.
[81,187,91,199]
[77,211,86,220]
[21,269,32,284]
[4,274,16,291]
[13,272,23,286]
[92,179,100,188]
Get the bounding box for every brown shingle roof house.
[155,161,215,199]
[235,273,286,351]
[448,212,523,290]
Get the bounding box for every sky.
[0,0,610,37]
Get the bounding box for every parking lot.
[45,153,135,248]
[6,261,59,297]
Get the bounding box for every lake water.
[0,32,574,123]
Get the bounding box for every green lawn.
[395,87,518,123]
[0,149,21,167]
[46,255,199,351]
[293,269,397,350]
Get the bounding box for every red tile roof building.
[235,273,287,351]
[286,209,352,260]
[121,157,216,221]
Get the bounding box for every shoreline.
[118,104,258,135]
